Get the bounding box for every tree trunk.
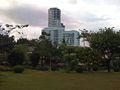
[49,57,52,71]
[107,59,111,72]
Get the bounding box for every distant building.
[42,27,64,45]
[48,8,61,27]
[42,7,80,46]
[63,30,80,46]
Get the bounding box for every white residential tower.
[42,8,80,46]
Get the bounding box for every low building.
[63,30,80,46]
[42,27,64,45]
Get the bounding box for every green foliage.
[7,49,25,66]
[88,27,120,72]
[34,35,61,68]
[36,66,49,71]
[0,35,15,53]
[64,53,78,71]
[0,35,15,64]
[0,65,11,71]
[113,56,120,72]
[75,47,92,63]
[75,66,84,73]
[13,65,24,73]
[92,65,98,71]
[30,52,40,67]
[114,67,119,72]
[89,27,120,54]
[51,66,58,71]
[75,47,99,68]
[7,44,28,66]
[13,44,28,53]
[1,27,120,73]
[35,39,54,57]
[60,46,79,72]
[17,38,30,45]
[64,67,71,73]
[0,53,8,64]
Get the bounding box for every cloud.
[68,0,77,4]
[82,0,120,5]
[106,0,120,6]
[0,5,48,27]
[0,1,118,31]
[61,11,111,30]
[0,3,83,30]
[79,12,112,30]
[79,12,110,22]
[61,14,82,29]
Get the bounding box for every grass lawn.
[0,70,120,90]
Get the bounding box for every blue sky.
[0,0,120,39]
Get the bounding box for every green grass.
[0,70,120,90]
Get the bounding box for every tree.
[0,24,29,64]
[75,47,98,71]
[88,27,120,72]
[0,35,15,53]
[13,44,28,53]
[7,49,25,66]
[64,53,78,72]
[7,43,27,66]
[17,38,30,45]
[0,35,15,64]
[59,45,78,72]
[78,29,90,47]
[30,52,40,67]
[33,32,60,70]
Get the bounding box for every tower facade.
[42,8,80,46]
[48,8,62,27]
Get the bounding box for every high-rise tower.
[48,8,61,27]
[42,7,80,46]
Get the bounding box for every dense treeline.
[0,27,120,73]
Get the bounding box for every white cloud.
[0,0,120,39]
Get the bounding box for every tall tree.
[7,49,25,66]
[0,35,15,64]
[88,27,120,72]
[30,52,40,67]
[0,35,15,53]
[33,32,60,70]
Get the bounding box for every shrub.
[0,65,11,71]
[30,52,40,67]
[93,66,98,71]
[36,66,49,71]
[64,67,71,73]
[51,66,59,71]
[8,50,25,66]
[75,66,83,73]
[114,68,119,72]
[13,65,24,73]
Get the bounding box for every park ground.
[0,70,120,90]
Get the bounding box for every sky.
[0,0,120,39]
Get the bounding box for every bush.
[8,50,25,66]
[93,66,98,71]
[51,66,58,71]
[0,65,11,71]
[75,66,83,73]
[36,66,49,71]
[64,67,71,73]
[13,65,24,73]
[30,52,40,67]
[114,68,119,72]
